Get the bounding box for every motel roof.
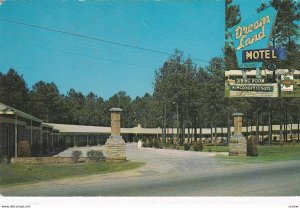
[46,123,111,134]
[46,123,162,135]
[0,102,43,123]
[1,103,298,136]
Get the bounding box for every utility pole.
[176,101,179,148]
[14,115,18,158]
[256,112,260,144]
[297,109,300,143]
[268,98,272,146]
[227,115,231,145]
[285,108,288,142]
[163,99,167,144]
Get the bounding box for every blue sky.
[0,0,297,99]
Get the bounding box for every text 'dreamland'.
[234,15,270,50]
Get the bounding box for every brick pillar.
[229,113,247,156]
[111,110,121,136]
[233,113,243,135]
[105,108,126,160]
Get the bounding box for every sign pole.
[242,70,247,79]
[256,67,261,79]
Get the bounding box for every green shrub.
[247,136,258,156]
[31,143,42,157]
[87,150,105,162]
[99,138,106,145]
[153,138,163,149]
[164,143,175,149]
[159,142,163,149]
[153,139,158,148]
[184,143,190,151]
[148,138,154,148]
[18,139,31,157]
[142,142,149,148]
[220,137,226,144]
[261,137,269,145]
[164,143,171,149]
[0,155,8,164]
[77,142,86,147]
[72,150,82,163]
[193,141,203,152]
[208,147,212,152]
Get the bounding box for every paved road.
[1,143,300,196]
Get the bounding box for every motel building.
[0,102,300,158]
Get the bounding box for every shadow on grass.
[217,144,300,164]
[0,161,145,187]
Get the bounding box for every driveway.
[1,143,300,196]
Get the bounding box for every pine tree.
[0,69,29,111]
[225,0,241,70]
[29,81,63,122]
[257,0,300,68]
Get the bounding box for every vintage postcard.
[0,0,299,207]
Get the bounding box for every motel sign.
[231,7,277,69]
[242,48,286,63]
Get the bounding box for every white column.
[40,124,43,145]
[73,135,77,147]
[14,115,18,158]
[51,130,54,148]
[30,120,33,145]
[47,128,49,149]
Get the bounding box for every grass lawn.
[203,145,229,152]
[0,161,144,187]
[162,143,300,163]
[217,144,300,164]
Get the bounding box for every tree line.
[1,50,299,140]
[0,68,160,128]
[0,0,299,145]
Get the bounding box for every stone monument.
[229,113,247,156]
[105,108,126,160]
